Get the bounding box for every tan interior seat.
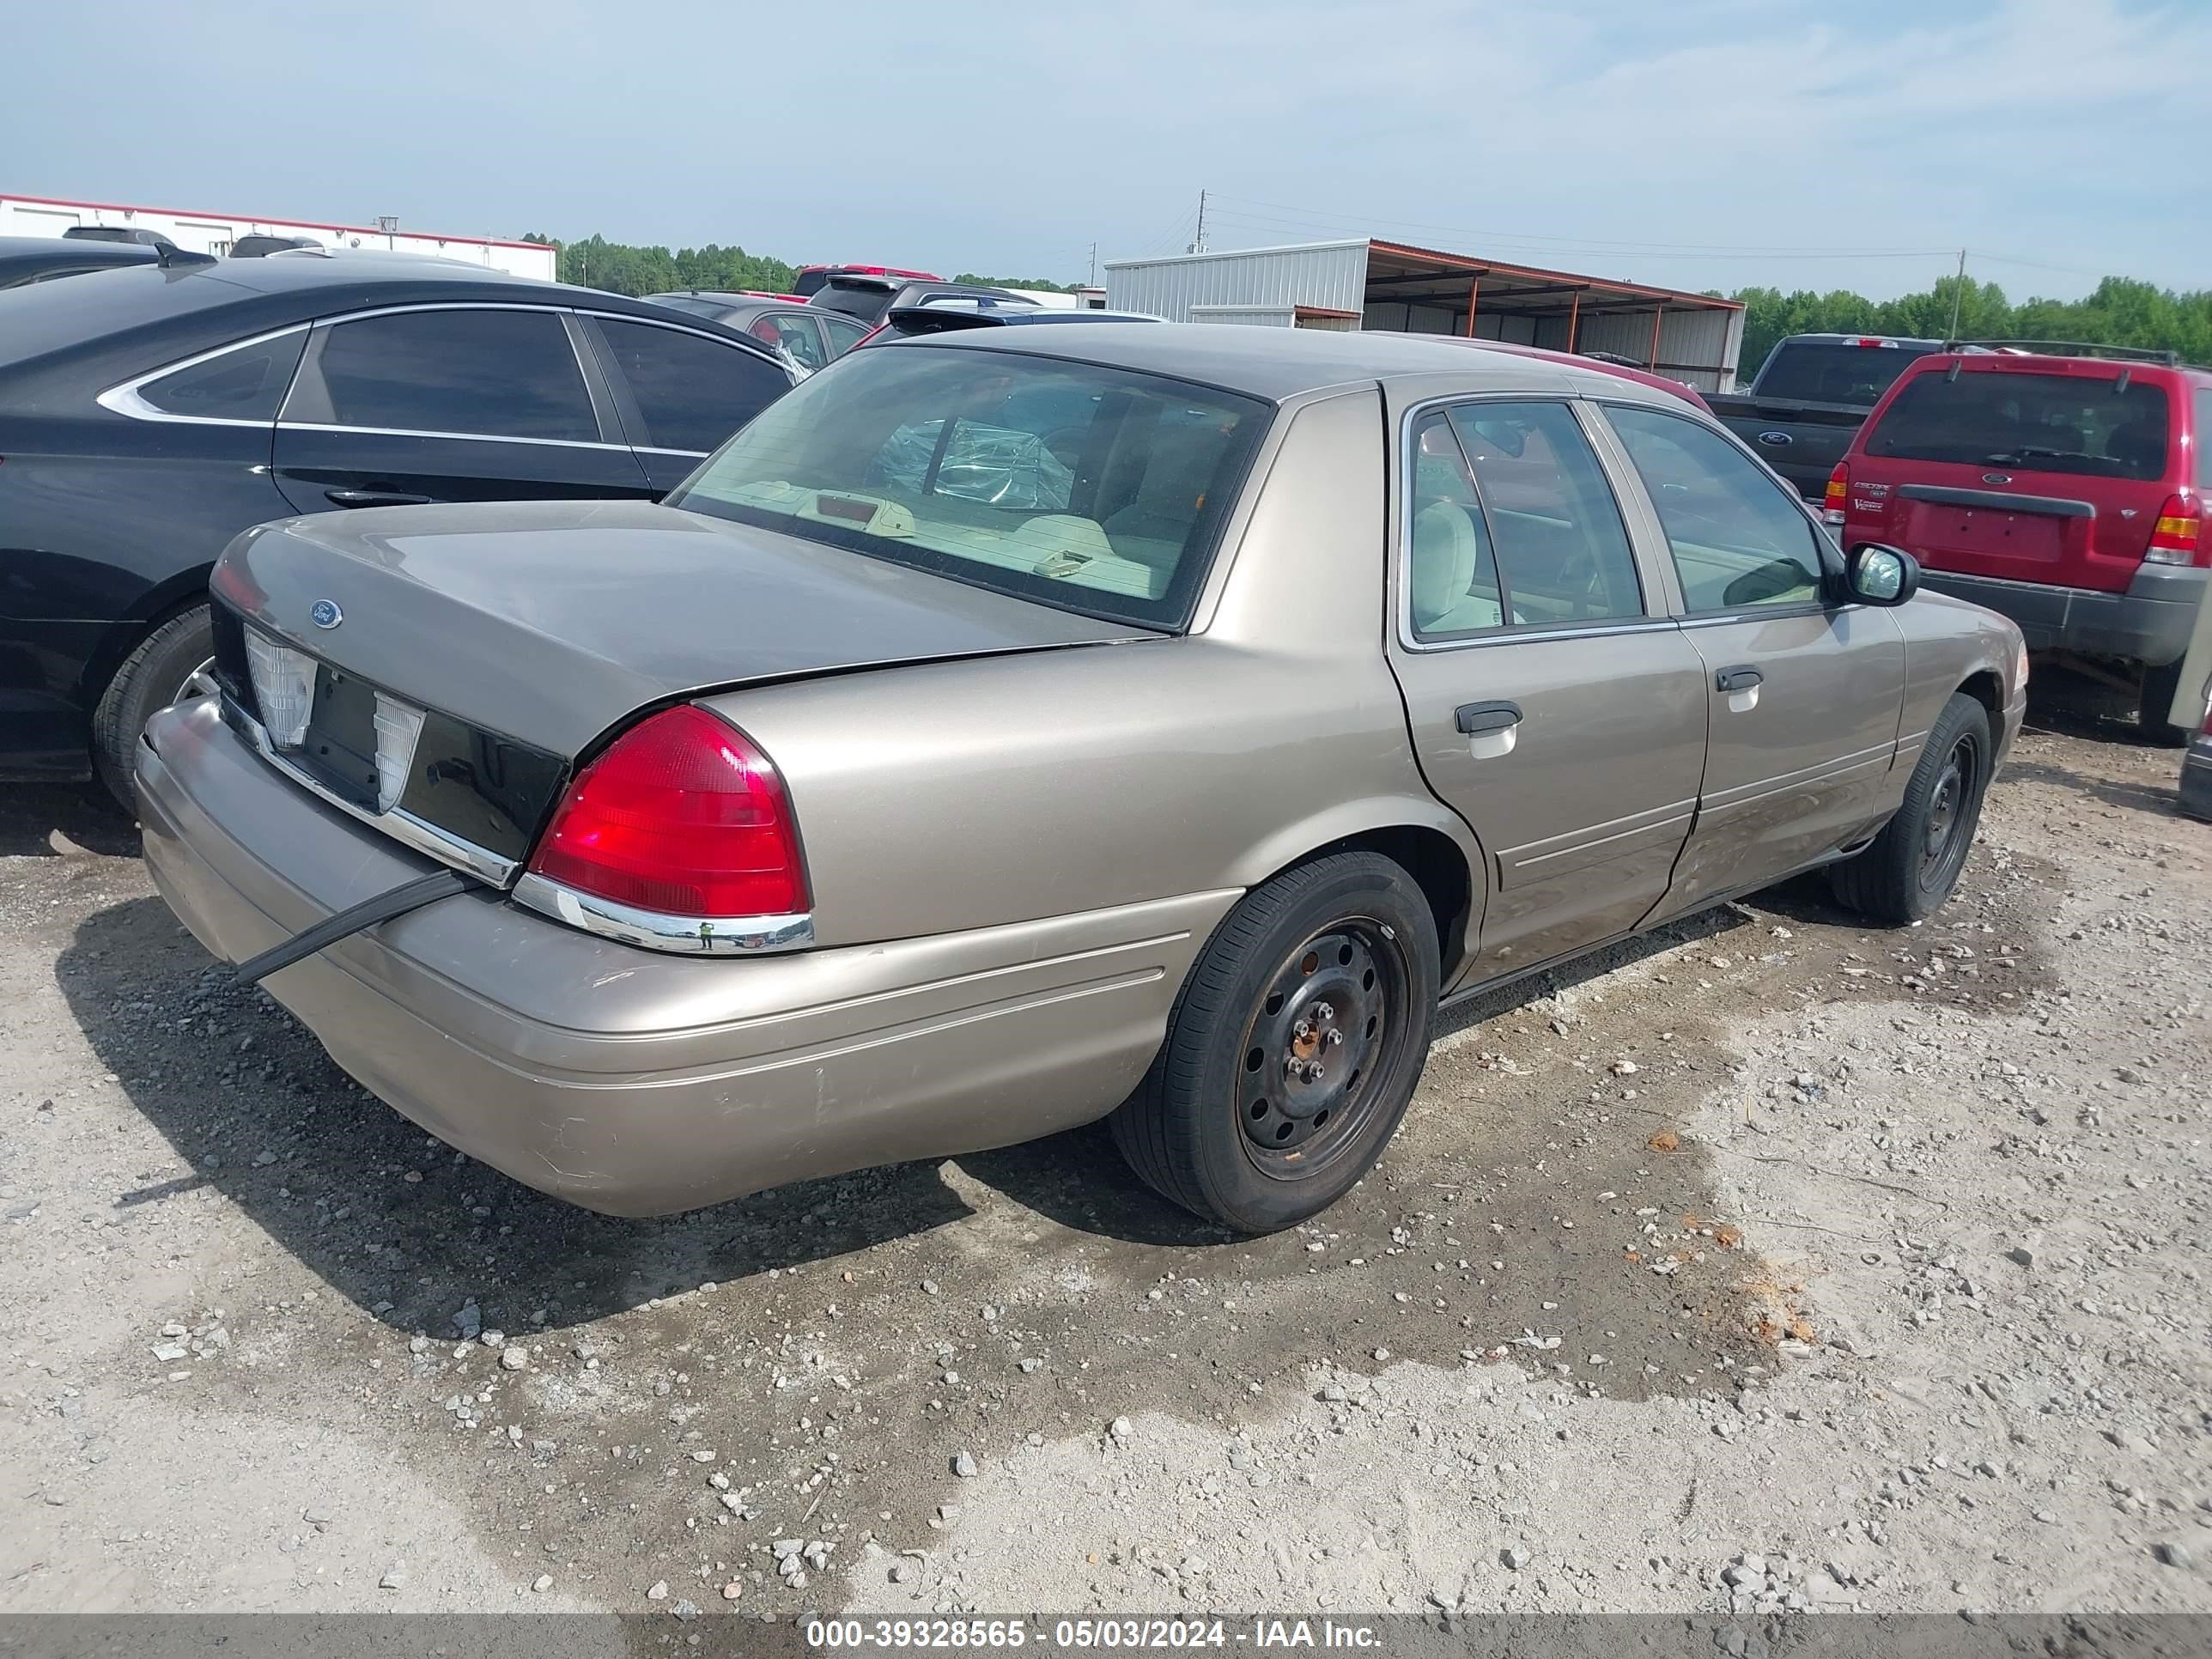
[1409,500,1504,635]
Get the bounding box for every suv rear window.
[1755,342,1934,404]
[670,344,1270,629]
[1865,368,2172,482]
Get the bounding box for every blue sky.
[6,0,2203,300]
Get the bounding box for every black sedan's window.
[669,343,1269,631]
[138,331,307,421]
[594,318,790,453]
[302,308,599,442]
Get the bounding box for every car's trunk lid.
[210,497,1139,877]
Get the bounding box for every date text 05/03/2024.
[802,1618,1382,1650]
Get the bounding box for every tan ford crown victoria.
[136,325,2027,1232]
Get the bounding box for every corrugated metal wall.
[1106,240,1370,324]
[1189,305,1297,327]
[1571,307,1738,392]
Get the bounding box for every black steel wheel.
[1111,851,1440,1233]
[1830,691,1991,926]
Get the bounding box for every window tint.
[595,319,788,453]
[1865,368,2172,481]
[1402,402,1642,638]
[670,345,1267,629]
[138,331,307,421]
[2195,390,2212,489]
[309,309,597,441]
[1607,404,1826,611]
[744,311,826,371]
[1753,342,1933,405]
[819,314,870,357]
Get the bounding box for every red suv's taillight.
[2146,493,2205,568]
[1823,462,1849,526]
[528,705,809,919]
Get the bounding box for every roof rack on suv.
[1944,339,2183,367]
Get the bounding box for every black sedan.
[0,253,796,803]
[644,292,872,372]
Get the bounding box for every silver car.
[137,325,2027,1232]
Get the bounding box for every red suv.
[1830,343,2209,738]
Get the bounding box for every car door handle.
[1455,701,1523,735]
[325,488,434,508]
[1714,667,1764,692]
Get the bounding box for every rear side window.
[2197,389,2212,489]
[1606,404,1826,611]
[745,311,827,371]
[594,318,789,453]
[1403,402,1643,638]
[820,315,870,357]
[137,331,307,421]
[301,308,598,441]
[1866,368,2172,482]
[1753,342,1931,404]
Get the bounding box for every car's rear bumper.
[2181,734,2212,823]
[1918,565,2205,666]
[136,700,1232,1217]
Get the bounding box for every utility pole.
[1088,242,1097,287]
[1945,248,1967,343]
[1192,189,1208,255]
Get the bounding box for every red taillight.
[1823,462,1849,526]
[2146,493,2205,568]
[528,705,809,919]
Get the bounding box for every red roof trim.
[1293,304,1362,319]
[1,191,549,254]
[1366,240,1741,311]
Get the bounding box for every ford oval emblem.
[1982,472,2012,485]
[309,599,343,629]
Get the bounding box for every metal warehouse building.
[1105,238,1746,391]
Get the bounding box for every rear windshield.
[809,283,892,323]
[1865,368,2173,481]
[668,343,1272,629]
[1755,342,1936,404]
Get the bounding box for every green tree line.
[521,234,1085,299]
[1730,274,2212,380]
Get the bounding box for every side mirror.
[1844,543,1920,607]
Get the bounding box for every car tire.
[93,605,216,812]
[2136,658,2191,748]
[1828,691,1991,926]
[1110,851,1440,1234]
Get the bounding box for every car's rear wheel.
[2137,658,2191,748]
[1828,691,1991,926]
[1110,851,1439,1233]
[93,604,216,812]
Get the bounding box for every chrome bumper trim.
[511,872,813,956]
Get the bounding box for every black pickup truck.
[1709,332,1942,498]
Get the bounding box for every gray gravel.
[1,686,2205,1618]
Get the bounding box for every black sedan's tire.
[1829,692,1991,926]
[1111,851,1440,1233]
[93,605,216,811]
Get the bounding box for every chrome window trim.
[635,445,711,459]
[511,872,814,956]
[95,321,313,427]
[1393,391,1663,656]
[228,699,519,885]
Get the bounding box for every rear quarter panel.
[702,388,1485,955]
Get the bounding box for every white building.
[0,191,557,281]
[1106,238,1746,391]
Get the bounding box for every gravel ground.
[2,675,2206,1620]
